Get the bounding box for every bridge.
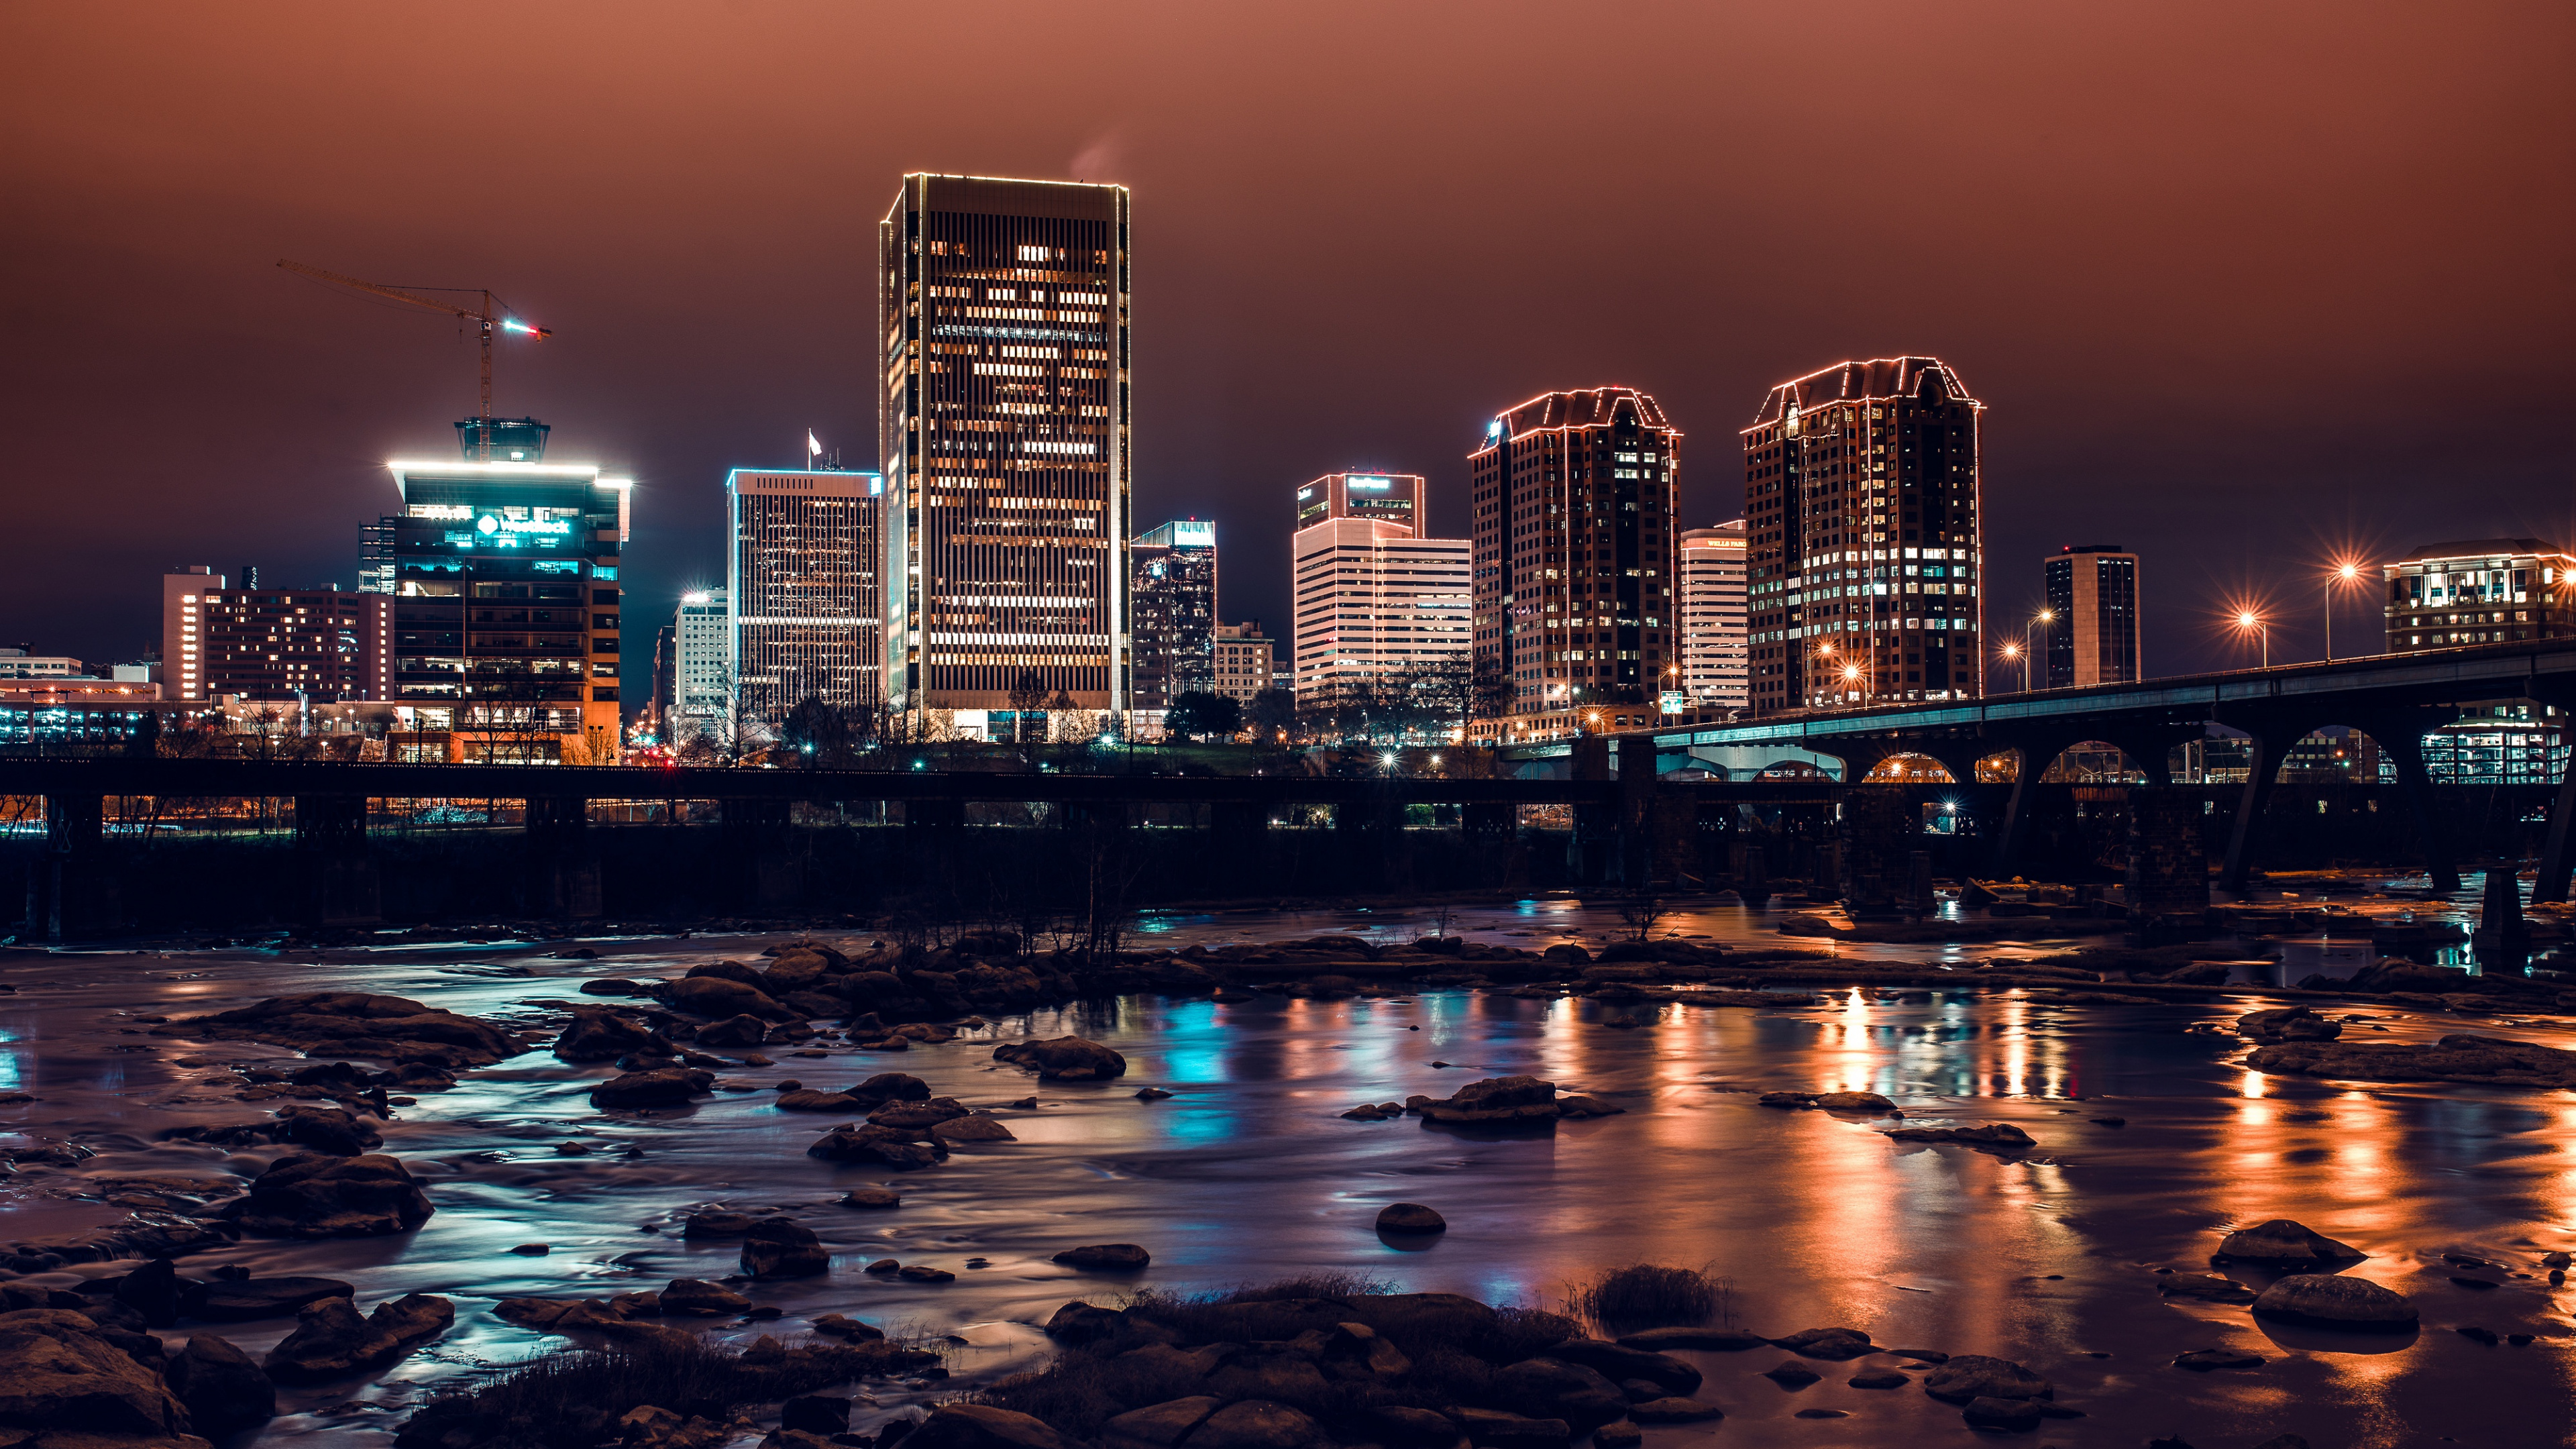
[1500,637,2576,898]
[0,641,2564,936]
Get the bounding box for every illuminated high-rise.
[1468,387,1680,733]
[1741,358,1982,715]
[1296,472,1424,531]
[384,419,629,759]
[672,586,731,745]
[1678,520,1748,710]
[2043,543,2140,688]
[1130,519,1216,715]
[727,468,883,717]
[879,174,1130,733]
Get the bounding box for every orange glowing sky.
[3,2,2570,680]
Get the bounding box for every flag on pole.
[808,431,823,459]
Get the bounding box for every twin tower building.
[710,174,1990,744]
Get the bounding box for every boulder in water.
[1376,1203,1447,1233]
[904,1401,1073,1449]
[2215,1219,2367,1265]
[263,1292,453,1381]
[741,1220,829,1279]
[991,1036,1128,1081]
[1418,1075,1561,1124]
[1051,1244,1150,1271]
[590,1068,714,1110]
[1921,1354,2051,1403]
[166,1332,277,1434]
[2250,1273,2417,1332]
[0,1308,191,1437]
[222,1153,433,1238]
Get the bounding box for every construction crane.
[276,259,553,448]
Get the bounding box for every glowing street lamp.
[2324,558,2364,662]
[2235,608,2269,668]
[2000,639,2029,693]
[2023,608,2055,689]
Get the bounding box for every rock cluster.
[2245,1033,2576,1089]
[265,1293,454,1381]
[2235,1007,2341,1042]
[1758,1090,1898,1113]
[154,991,529,1068]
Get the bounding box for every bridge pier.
[2536,753,2576,904]
[30,792,109,943]
[1838,788,1918,914]
[1991,731,2080,874]
[1567,736,1614,885]
[2127,787,2210,933]
[294,794,379,925]
[525,796,602,918]
[2218,707,2459,894]
[722,797,800,912]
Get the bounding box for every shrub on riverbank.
[1566,1265,1727,1329]
[394,1336,936,1449]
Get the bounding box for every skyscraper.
[1468,387,1680,731]
[1741,358,1982,716]
[727,468,883,718]
[1291,519,1470,700]
[1679,519,1748,711]
[2043,543,2140,688]
[358,518,397,594]
[1296,472,1425,531]
[672,587,731,746]
[879,174,1130,733]
[1129,520,1217,716]
[162,567,222,702]
[385,420,629,759]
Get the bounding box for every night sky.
[6,2,2570,693]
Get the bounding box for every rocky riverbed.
[0,907,2571,1449]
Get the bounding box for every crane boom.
[276,258,552,430]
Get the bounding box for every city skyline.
[5,5,2570,699]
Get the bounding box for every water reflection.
[0,928,2569,1447]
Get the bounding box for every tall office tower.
[1129,520,1217,715]
[672,588,733,745]
[1741,358,1982,716]
[1679,519,1749,710]
[386,418,629,759]
[358,517,398,594]
[2043,543,2141,688]
[1468,387,1680,729]
[1212,621,1274,704]
[162,567,225,700]
[2383,538,2576,653]
[1291,517,1470,700]
[1296,472,1426,531]
[879,174,1130,733]
[726,468,884,718]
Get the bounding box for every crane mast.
[276,260,553,455]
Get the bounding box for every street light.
[2000,639,2028,693]
[2235,609,2269,667]
[2324,558,2363,661]
[2024,608,2055,689]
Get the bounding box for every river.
[0,891,2565,1448]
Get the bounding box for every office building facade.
[2383,538,2576,652]
[672,588,732,745]
[2043,544,2141,688]
[1292,518,1470,699]
[384,420,629,758]
[162,567,223,701]
[1468,387,1680,733]
[1678,519,1749,711]
[179,586,392,700]
[358,517,398,595]
[1213,621,1274,705]
[1741,358,1983,715]
[1296,472,1425,531]
[727,468,883,717]
[879,174,1130,731]
[1129,519,1217,714]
